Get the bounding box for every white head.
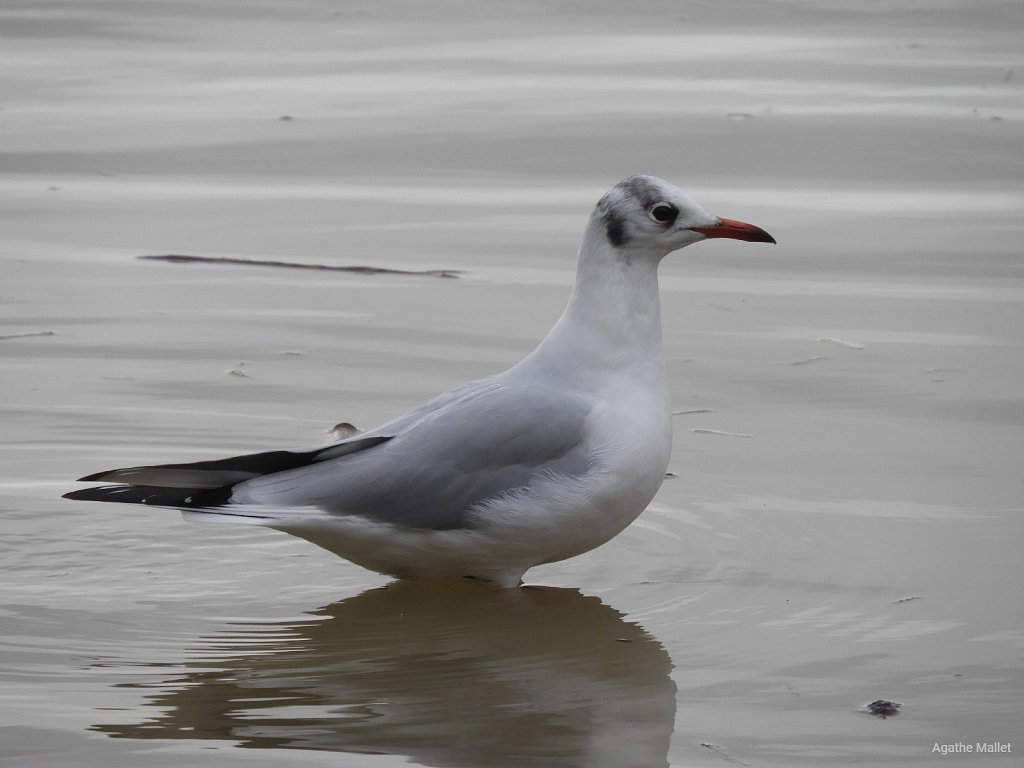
[591,176,775,259]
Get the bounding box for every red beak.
[692,217,776,244]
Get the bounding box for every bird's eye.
[649,203,678,224]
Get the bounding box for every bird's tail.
[61,434,391,513]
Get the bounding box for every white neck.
[515,217,667,389]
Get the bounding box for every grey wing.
[229,380,595,529]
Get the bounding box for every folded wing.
[64,378,595,532]
[229,379,594,529]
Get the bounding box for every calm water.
[2,1,1023,766]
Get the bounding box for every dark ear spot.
[603,209,629,247]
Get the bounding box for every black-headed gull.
[64,176,775,586]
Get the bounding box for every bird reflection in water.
[92,580,675,767]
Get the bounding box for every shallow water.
[2,1,1023,766]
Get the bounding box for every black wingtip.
[62,484,233,508]
[63,485,121,502]
[76,470,111,482]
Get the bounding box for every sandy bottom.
[2,2,1022,766]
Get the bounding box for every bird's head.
[592,175,776,259]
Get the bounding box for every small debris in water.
[700,742,752,766]
[892,594,921,604]
[819,337,865,350]
[0,330,56,340]
[329,422,363,440]
[692,428,753,438]
[778,355,825,366]
[862,699,902,718]
[664,471,678,479]
[139,254,463,278]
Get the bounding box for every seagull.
[63,176,775,587]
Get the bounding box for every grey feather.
[230,378,594,530]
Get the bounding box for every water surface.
[2,1,1022,766]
